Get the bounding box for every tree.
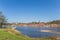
[47,20,60,24]
[0,12,7,28]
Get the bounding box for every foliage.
[0,12,7,28]
[47,20,60,24]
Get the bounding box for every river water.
[16,26,60,38]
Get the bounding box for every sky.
[0,0,60,23]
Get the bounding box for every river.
[16,26,60,38]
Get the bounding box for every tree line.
[0,11,60,28]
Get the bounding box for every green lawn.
[0,30,58,40]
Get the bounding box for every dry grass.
[0,28,20,36]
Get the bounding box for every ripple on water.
[16,26,60,38]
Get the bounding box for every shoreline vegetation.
[0,28,60,40]
[5,20,60,28]
[7,23,60,28]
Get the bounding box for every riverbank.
[0,28,60,40]
[0,28,29,38]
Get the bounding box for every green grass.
[0,30,58,40]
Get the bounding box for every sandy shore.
[40,30,60,34]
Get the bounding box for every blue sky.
[0,0,60,23]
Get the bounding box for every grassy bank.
[0,28,59,40]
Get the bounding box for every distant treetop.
[47,20,60,24]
